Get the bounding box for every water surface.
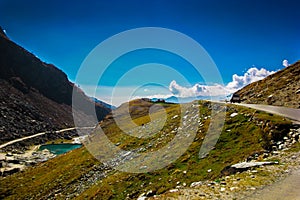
[39,143,82,155]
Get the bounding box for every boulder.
[231,161,278,169]
[190,181,203,187]
[222,161,278,176]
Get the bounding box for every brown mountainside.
[0,27,111,145]
[235,61,300,108]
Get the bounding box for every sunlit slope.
[0,100,292,199]
[235,61,300,108]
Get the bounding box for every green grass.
[0,100,293,199]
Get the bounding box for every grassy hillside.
[0,100,292,199]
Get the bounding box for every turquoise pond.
[39,144,82,155]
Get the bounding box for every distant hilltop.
[234,61,300,108]
[0,26,8,40]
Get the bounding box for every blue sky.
[1,0,299,105]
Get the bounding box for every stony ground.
[0,146,55,176]
[150,149,300,200]
[1,101,298,199]
[146,126,300,200]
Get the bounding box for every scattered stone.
[145,190,155,197]
[169,189,179,193]
[231,161,277,169]
[230,113,238,117]
[190,181,203,187]
[139,166,147,170]
[137,193,146,200]
[232,181,238,185]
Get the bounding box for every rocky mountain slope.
[235,61,300,108]
[0,27,111,146]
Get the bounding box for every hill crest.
[235,61,300,108]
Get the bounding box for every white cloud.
[79,67,276,106]
[225,67,275,92]
[282,59,289,67]
[169,80,227,97]
[168,67,276,98]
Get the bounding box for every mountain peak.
[0,26,9,39]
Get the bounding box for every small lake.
[39,143,82,155]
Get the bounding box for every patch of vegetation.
[0,101,292,199]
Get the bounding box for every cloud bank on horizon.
[168,67,276,98]
[89,66,279,106]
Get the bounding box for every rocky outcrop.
[0,149,56,177]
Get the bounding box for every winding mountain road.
[245,168,300,200]
[234,103,300,200]
[2,103,299,149]
[0,127,95,149]
[238,103,300,123]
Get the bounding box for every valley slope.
[0,99,296,199]
[0,27,111,148]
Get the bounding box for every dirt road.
[239,104,300,122]
[0,127,95,149]
[237,103,300,200]
[245,168,300,200]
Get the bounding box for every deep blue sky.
[0,0,299,104]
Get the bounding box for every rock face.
[0,27,111,146]
[235,61,300,108]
